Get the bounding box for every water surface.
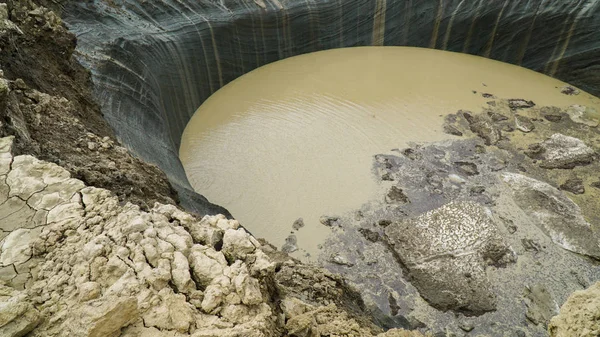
[180,47,600,260]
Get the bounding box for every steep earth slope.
[0,0,228,215]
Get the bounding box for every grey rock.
[282,234,298,253]
[487,111,509,122]
[405,314,427,330]
[458,321,474,332]
[522,238,542,252]
[319,216,339,227]
[524,284,558,327]
[402,148,422,161]
[488,157,507,172]
[540,106,564,122]
[565,105,599,127]
[384,201,511,315]
[508,99,535,110]
[443,124,463,137]
[385,186,409,204]
[559,178,585,195]
[515,115,535,133]
[377,219,392,227]
[0,78,8,117]
[464,113,502,146]
[329,254,354,267]
[292,218,305,231]
[469,186,486,195]
[560,85,580,96]
[367,304,411,330]
[0,4,22,37]
[381,172,394,181]
[543,114,563,122]
[502,172,600,259]
[526,133,596,169]
[387,292,401,316]
[454,161,479,176]
[448,174,467,185]
[358,228,380,242]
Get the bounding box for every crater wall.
[62,0,600,213]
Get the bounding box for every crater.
[61,0,600,216]
[57,2,600,334]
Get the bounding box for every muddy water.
[180,47,600,261]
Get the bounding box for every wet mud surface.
[287,94,600,336]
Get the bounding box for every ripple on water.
[180,46,600,261]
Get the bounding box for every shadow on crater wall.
[62,0,600,214]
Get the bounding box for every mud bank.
[317,96,600,335]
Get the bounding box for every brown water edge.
[180,46,600,261]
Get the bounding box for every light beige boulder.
[549,282,600,337]
[61,295,139,337]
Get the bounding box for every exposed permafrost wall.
[62,0,600,210]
